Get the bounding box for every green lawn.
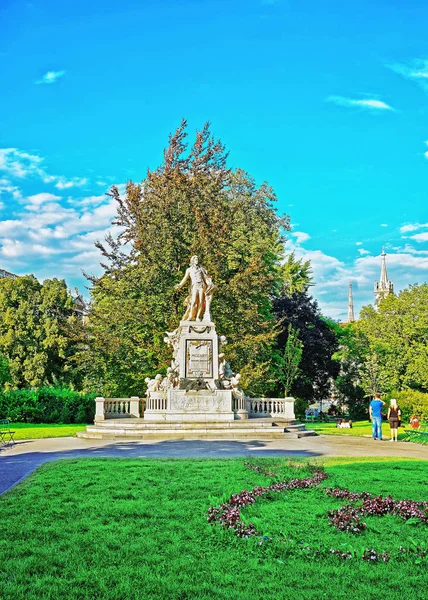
[310,420,408,439]
[0,457,427,600]
[8,422,87,440]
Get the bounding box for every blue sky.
[0,0,427,319]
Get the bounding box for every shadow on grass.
[0,439,321,496]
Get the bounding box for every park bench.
[403,423,428,445]
[0,419,15,446]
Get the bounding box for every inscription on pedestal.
[185,339,212,378]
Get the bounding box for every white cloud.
[35,70,66,85]
[326,96,394,111]
[388,59,428,92]
[381,223,388,227]
[356,242,363,246]
[292,231,311,244]
[400,222,428,234]
[286,236,428,321]
[26,192,61,206]
[55,177,87,189]
[0,147,91,192]
[0,148,44,178]
[410,232,428,242]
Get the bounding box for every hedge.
[0,387,96,424]
[385,390,428,422]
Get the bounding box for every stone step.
[296,429,317,438]
[77,430,294,440]
[92,419,296,430]
[77,424,316,440]
[284,424,307,432]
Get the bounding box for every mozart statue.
[175,255,216,322]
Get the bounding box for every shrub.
[0,387,95,423]
[385,390,428,422]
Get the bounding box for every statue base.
[144,389,240,422]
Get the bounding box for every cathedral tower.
[374,247,394,304]
[347,281,355,323]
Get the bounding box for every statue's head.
[190,255,199,267]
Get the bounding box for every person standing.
[369,393,385,440]
[387,399,401,442]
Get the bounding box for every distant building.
[347,281,355,323]
[340,281,356,326]
[0,268,18,279]
[374,247,394,304]
[71,288,89,321]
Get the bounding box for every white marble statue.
[164,328,180,371]
[145,374,163,396]
[231,373,246,405]
[161,367,178,391]
[175,255,216,322]
[218,352,234,389]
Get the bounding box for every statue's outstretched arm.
[175,268,190,290]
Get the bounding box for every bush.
[294,397,309,420]
[0,387,96,423]
[384,390,428,422]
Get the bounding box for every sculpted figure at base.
[175,255,217,322]
[164,329,180,371]
[144,374,163,397]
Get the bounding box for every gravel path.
[1,434,427,496]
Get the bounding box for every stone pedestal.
[95,396,105,422]
[144,389,235,422]
[177,320,219,384]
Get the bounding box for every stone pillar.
[94,397,105,422]
[129,396,140,418]
[177,320,219,384]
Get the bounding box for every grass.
[310,419,408,439]
[0,457,427,599]
[7,422,87,440]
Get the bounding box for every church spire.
[374,247,394,304]
[347,281,355,323]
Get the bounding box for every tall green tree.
[355,284,428,393]
[272,292,340,400]
[0,276,85,388]
[281,251,313,296]
[329,322,366,418]
[279,324,303,396]
[85,121,289,396]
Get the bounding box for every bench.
[0,419,15,446]
[403,424,428,445]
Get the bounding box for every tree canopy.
[84,121,289,396]
[272,291,340,400]
[0,276,84,388]
[353,283,428,394]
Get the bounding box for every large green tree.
[0,276,85,388]
[353,283,428,394]
[272,291,340,400]
[84,121,289,396]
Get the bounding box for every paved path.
[1,434,427,496]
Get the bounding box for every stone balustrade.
[94,394,294,422]
[145,391,168,411]
[94,396,142,422]
[246,397,295,420]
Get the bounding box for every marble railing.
[232,393,247,412]
[246,397,295,420]
[145,391,168,411]
[94,397,142,421]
